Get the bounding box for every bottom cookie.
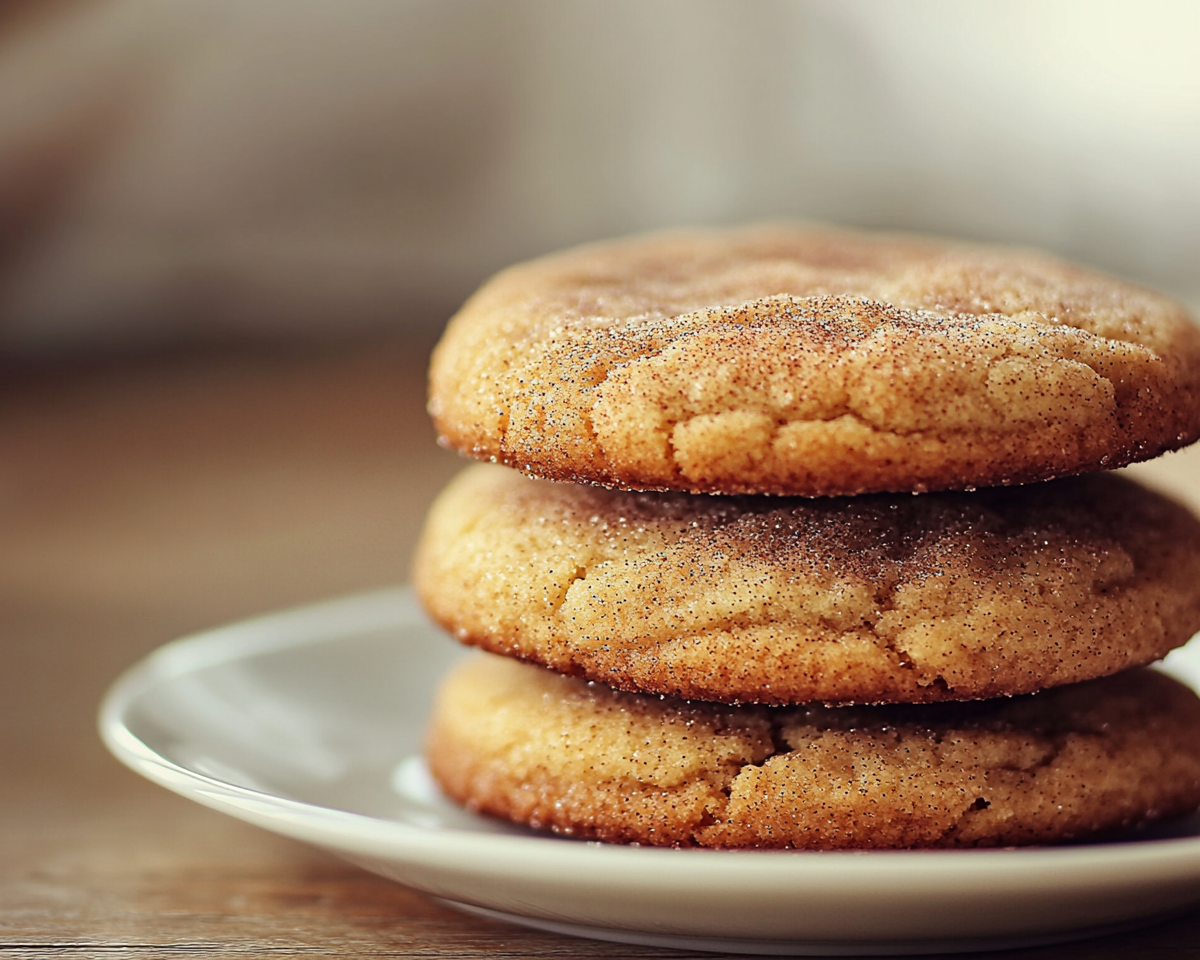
[427,654,1200,849]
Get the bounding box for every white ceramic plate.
[100,588,1200,956]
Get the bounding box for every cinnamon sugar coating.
[427,654,1200,849]
[415,465,1200,705]
[429,225,1200,496]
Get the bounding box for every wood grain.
[4,339,1200,958]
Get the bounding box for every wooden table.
[4,339,1200,959]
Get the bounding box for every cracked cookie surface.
[428,224,1200,495]
[415,465,1200,704]
[427,653,1200,848]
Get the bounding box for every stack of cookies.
[415,225,1200,849]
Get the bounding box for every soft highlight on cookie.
[429,225,1200,496]
[415,464,1200,705]
[427,654,1200,849]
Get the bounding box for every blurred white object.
[1,0,1197,350]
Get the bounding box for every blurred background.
[7,2,1200,952]
[3,0,1200,353]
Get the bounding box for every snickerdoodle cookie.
[415,465,1200,705]
[427,654,1200,849]
[428,225,1200,496]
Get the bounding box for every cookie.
[428,224,1200,495]
[428,654,1200,849]
[415,465,1200,705]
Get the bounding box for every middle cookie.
[416,465,1200,705]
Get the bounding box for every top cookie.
[429,224,1200,495]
